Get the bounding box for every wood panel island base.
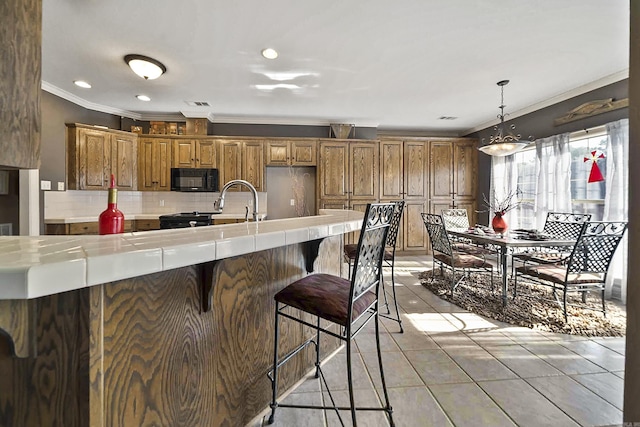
[0,212,361,426]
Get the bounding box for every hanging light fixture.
[478,80,532,157]
[124,54,167,80]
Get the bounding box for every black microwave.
[170,168,219,192]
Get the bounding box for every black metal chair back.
[385,201,405,249]
[422,213,454,257]
[566,221,627,276]
[350,203,395,303]
[543,212,592,239]
[441,209,470,230]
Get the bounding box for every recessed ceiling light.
[136,95,151,101]
[74,80,91,88]
[261,48,278,60]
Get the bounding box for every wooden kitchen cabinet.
[318,139,378,244]
[378,137,478,253]
[67,124,137,190]
[218,139,265,191]
[138,137,171,191]
[172,138,216,168]
[133,219,160,231]
[429,139,478,223]
[378,138,430,252]
[45,220,134,235]
[318,140,378,204]
[265,139,317,166]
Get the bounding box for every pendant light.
[478,80,532,157]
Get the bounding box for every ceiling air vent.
[185,101,211,107]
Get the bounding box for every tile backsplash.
[45,190,267,219]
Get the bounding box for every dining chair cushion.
[451,242,495,256]
[434,253,492,269]
[515,264,605,285]
[275,273,376,327]
[512,252,567,264]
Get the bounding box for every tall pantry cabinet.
[378,137,478,253]
[429,139,478,225]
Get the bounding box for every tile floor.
[256,256,626,427]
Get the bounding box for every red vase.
[99,174,125,235]
[491,212,508,235]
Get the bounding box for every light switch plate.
[57,182,65,191]
[40,180,51,190]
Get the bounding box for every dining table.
[447,228,577,307]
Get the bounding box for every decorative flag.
[583,150,605,183]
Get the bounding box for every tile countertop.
[0,210,363,300]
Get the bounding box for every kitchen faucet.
[213,179,261,222]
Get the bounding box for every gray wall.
[41,91,120,188]
[466,79,629,225]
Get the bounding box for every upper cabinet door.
[219,140,243,187]
[111,133,137,190]
[265,140,290,166]
[138,138,171,191]
[403,141,428,199]
[291,140,316,166]
[453,140,477,199]
[242,141,264,192]
[319,141,349,199]
[196,139,216,168]
[380,140,403,200]
[349,142,378,199]
[429,141,454,199]
[172,140,196,168]
[79,128,111,190]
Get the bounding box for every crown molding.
[463,69,629,135]
[41,81,142,120]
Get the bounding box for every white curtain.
[603,118,629,301]
[490,155,520,227]
[534,133,572,229]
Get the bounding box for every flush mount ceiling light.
[124,54,167,80]
[74,80,91,88]
[478,80,533,157]
[136,94,151,101]
[261,48,278,59]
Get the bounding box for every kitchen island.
[0,210,362,426]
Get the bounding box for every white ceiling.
[42,0,629,134]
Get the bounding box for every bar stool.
[268,203,396,426]
[344,200,404,332]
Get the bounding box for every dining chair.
[344,200,405,332]
[513,221,627,321]
[268,203,395,426]
[422,213,494,296]
[441,208,497,258]
[511,212,592,268]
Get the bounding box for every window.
[512,148,536,229]
[511,126,608,228]
[568,128,607,220]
